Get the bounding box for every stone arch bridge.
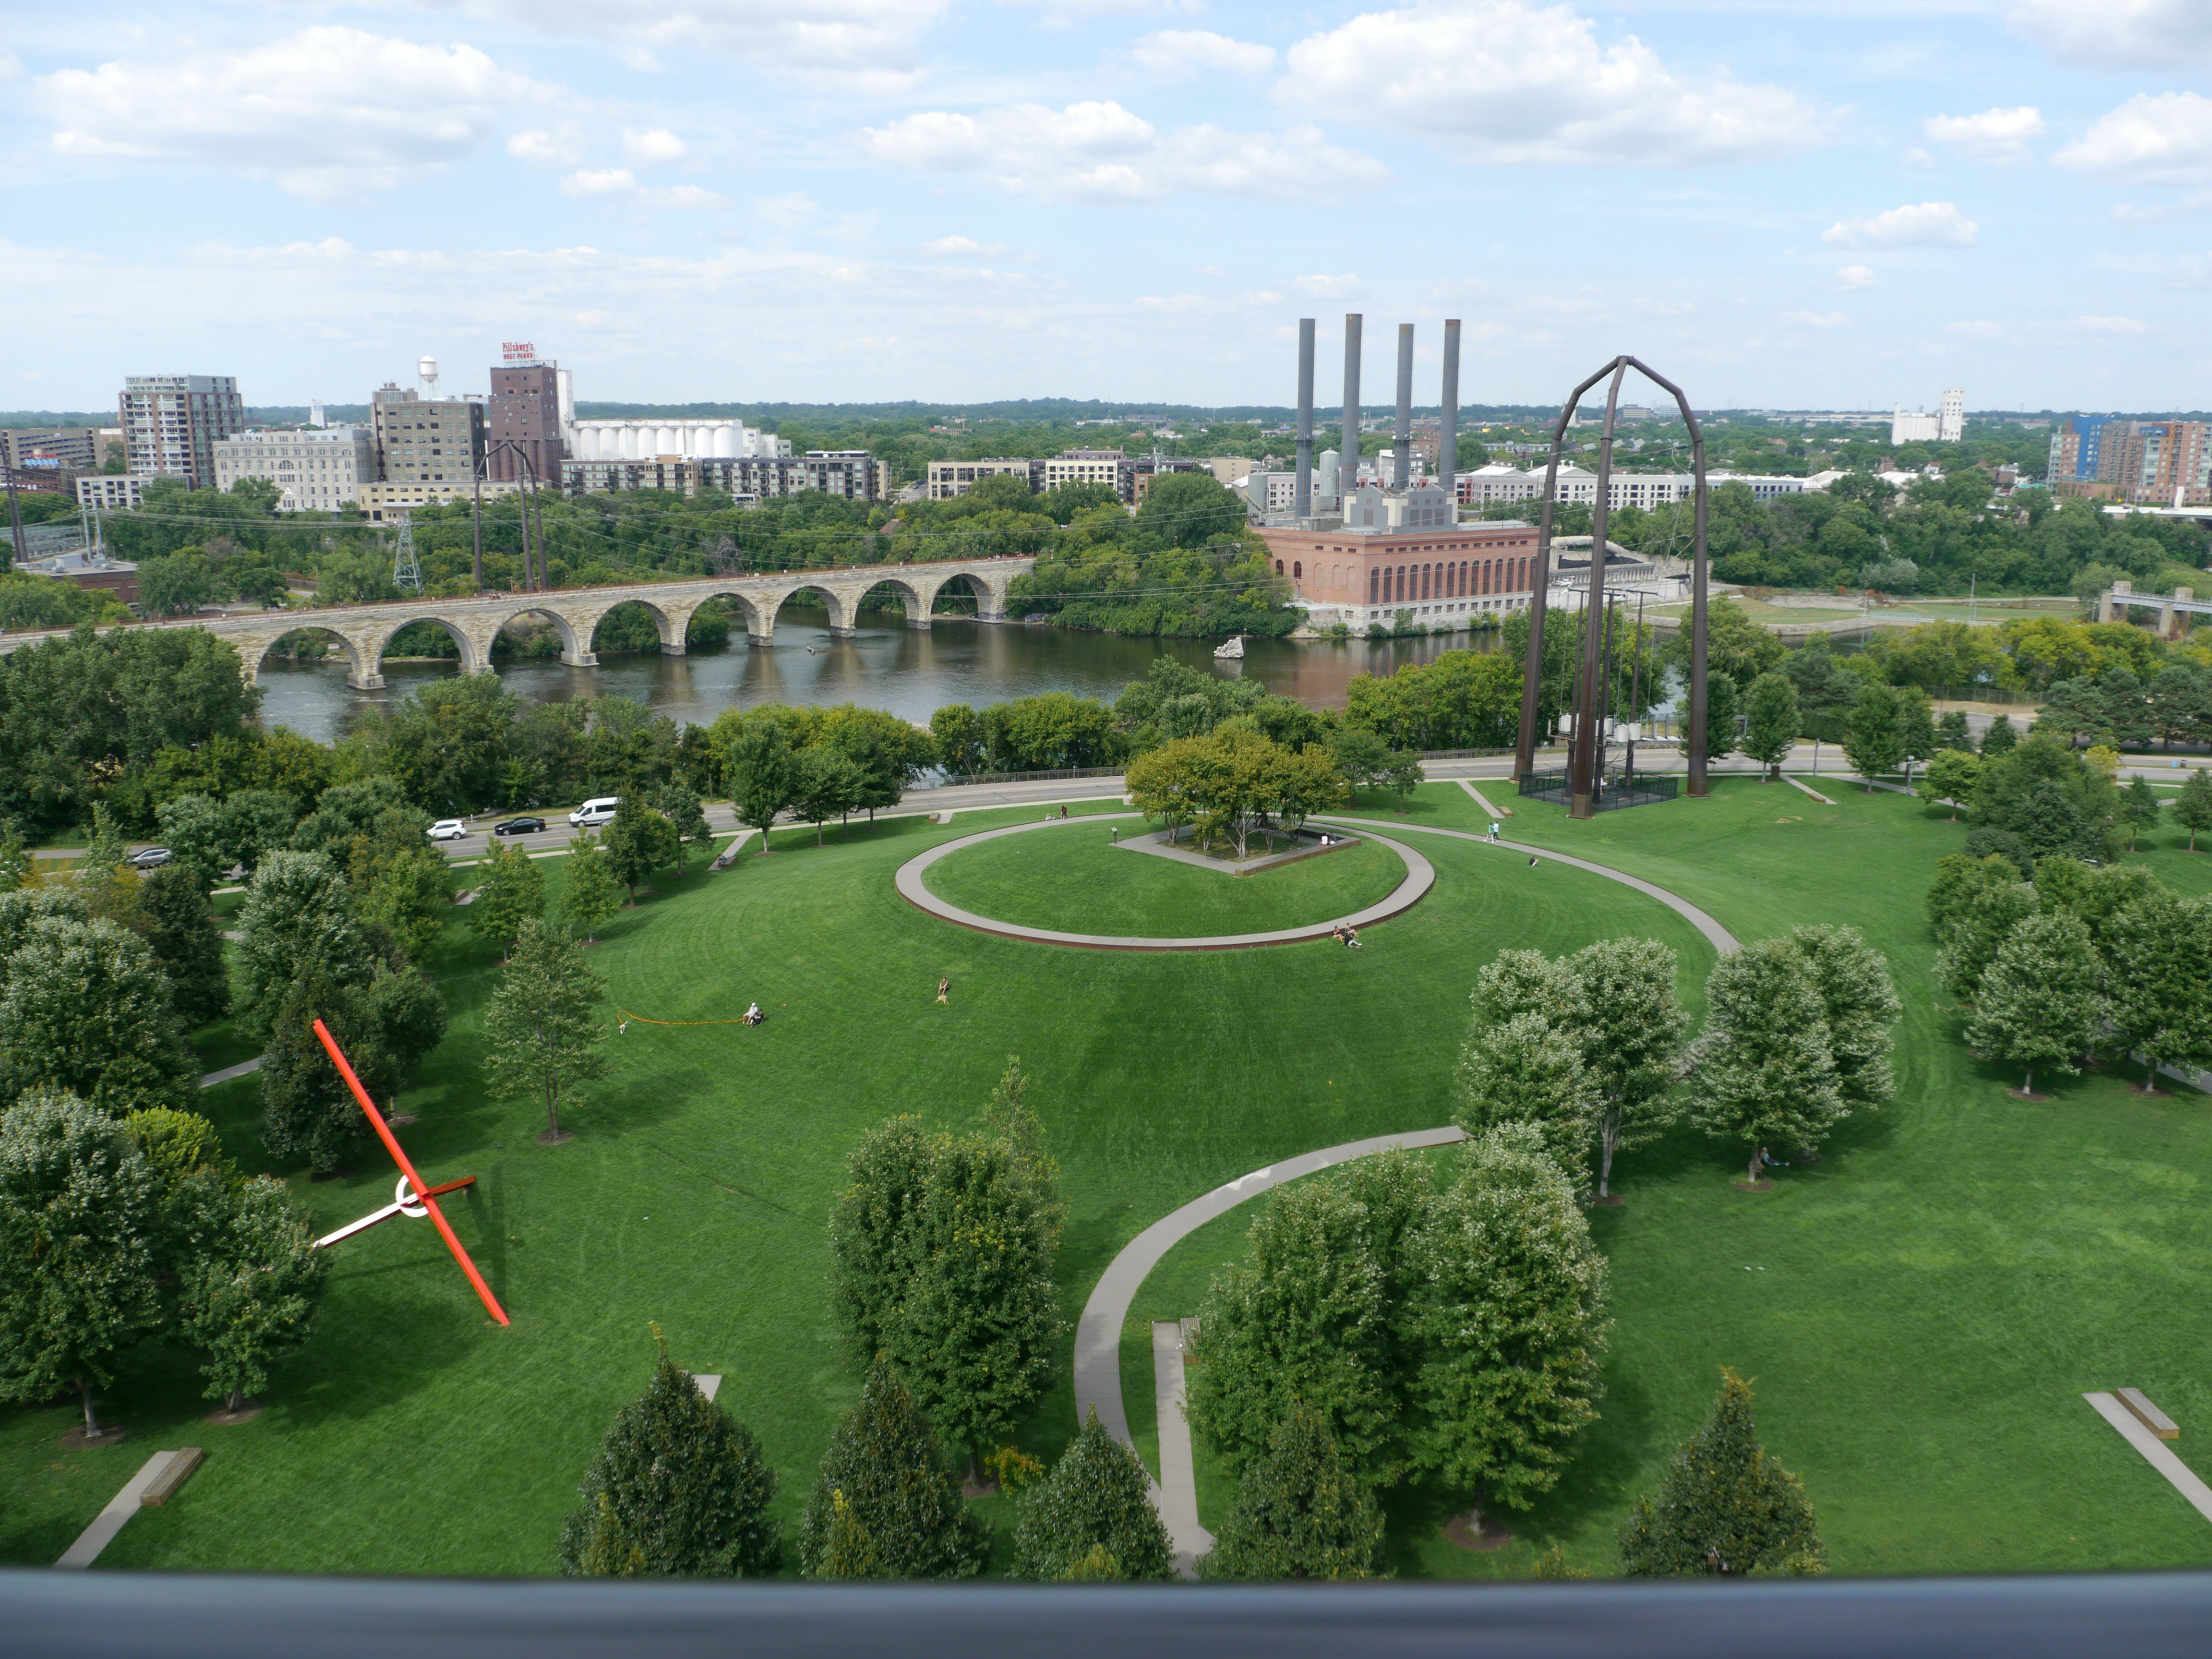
[0,556,1032,691]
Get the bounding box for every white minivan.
[569,797,620,828]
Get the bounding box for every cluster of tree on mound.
[1930,853,2212,1096]
[0,855,329,1435]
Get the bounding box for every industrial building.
[1891,389,1965,445]
[372,383,488,490]
[570,418,788,462]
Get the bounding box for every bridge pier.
[348,668,386,691]
[661,640,687,656]
[907,615,933,630]
[561,649,599,669]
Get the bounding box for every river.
[252,606,1499,743]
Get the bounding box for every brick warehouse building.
[1255,519,1544,632]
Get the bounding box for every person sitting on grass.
[1343,926,1361,950]
[744,1002,763,1026]
[936,977,950,1004]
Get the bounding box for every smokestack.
[1393,324,1414,492]
[1340,314,1361,504]
[1295,318,1314,521]
[1439,319,1461,505]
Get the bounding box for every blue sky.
[4,0,2210,414]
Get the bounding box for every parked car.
[492,817,546,837]
[427,819,469,842]
[126,846,172,869]
[569,797,620,828]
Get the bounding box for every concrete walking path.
[1310,817,1740,957]
[1456,778,1512,818]
[2085,1393,2212,1527]
[895,816,1435,951]
[1781,774,1837,805]
[1153,1320,1212,1578]
[198,1056,263,1090]
[55,1452,185,1568]
[1073,1125,1469,1560]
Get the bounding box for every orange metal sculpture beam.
[313,1018,510,1327]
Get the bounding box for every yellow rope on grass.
[617,1010,757,1027]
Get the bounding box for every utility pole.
[392,514,422,595]
[471,460,483,591]
[3,463,25,569]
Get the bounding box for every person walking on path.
[936,977,950,1004]
[1489,822,1501,842]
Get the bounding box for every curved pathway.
[1311,816,1740,956]
[895,816,1435,951]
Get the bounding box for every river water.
[253,606,1496,743]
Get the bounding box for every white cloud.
[33,27,542,200]
[1923,107,2043,166]
[623,128,687,165]
[1837,264,1875,289]
[2055,93,2212,186]
[920,235,1008,256]
[2010,0,2212,69]
[1275,0,1820,168]
[1822,202,1978,249]
[860,101,1385,200]
[1290,273,1363,298]
[621,46,665,71]
[1131,30,1277,78]
[508,127,582,165]
[0,50,22,81]
[399,0,947,89]
[1779,311,1849,329]
[2077,314,2147,334]
[2110,191,2212,225]
[561,167,725,209]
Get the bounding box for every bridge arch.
[685,589,770,647]
[363,614,483,684]
[588,598,681,659]
[251,625,373,691]
[856,576,931,630]
[773,582,852,638]
[492,604,588,668]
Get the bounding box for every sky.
[4,0,2211,416]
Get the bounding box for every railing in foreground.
[6,1571,2212,1659]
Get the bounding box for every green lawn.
[7,780,2212,1582]
[922,821,1407,937]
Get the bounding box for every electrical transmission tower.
[392,514,423,595]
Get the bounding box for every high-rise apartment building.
[2047,417,2212,505]
[119,374,244,489]
[487,358,566,482]
[3,428,102,472]
[371,384,487,492]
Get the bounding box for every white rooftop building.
[1892,389,1964,445]
[566,418,790,462]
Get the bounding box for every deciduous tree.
[1784,926,1900,1112]
[560,1338,781,1578]
[1618,1369,1825,1577]
[471,838,544,959]
[0,1089,162,1440]
[0,915,197,1116]
[1740,672,1799,780]
[1454,1011,1596,1197]
[1918,750,1982,821]
[233,851,374,1038]
[174,1173,327,1415]
[725,724,797,854]
[1842,682,1903,789]
[1967,912,2102,1095]
[2104,894,2212,1093]
[481,917,607,1144]
[562,832,622,942]
[1692,938,1844,1182]
[2176,767,2212,853]
[1567,938,1689,1201]
[2121,776,2165,849]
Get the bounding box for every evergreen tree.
[1966,913,2102,1094]
[233,851,375,1039]
[2104,894,2212,1093]
[1619,1369,1825,1577]
[1980,713,2018,755]
[134,861,230,1027]
[0,1089,162,1440]
[2176,767,2212,853]
[1567,938,1688,1201]
[1783,926,1900,1112]
[2122,776,2164,850]
[563,832,622,942]
[1012,1408,1176,1582]
[1200,1401,1385,1582]
[481,916,607,1144]
[1739,673,1799,780]
[796,1361,988,1580]
[1842,682,1904,789]
[1934,876,2038,1003]
[1692,938,1844,1182]
[0,914,197,1117]
[1454,1011,1597,1197]
[174,1173,328,1414]
[472,839,544,960]
[560,1339,781,1578]
[1405,1125,1610,1510]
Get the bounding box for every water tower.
[418,356,439,397]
